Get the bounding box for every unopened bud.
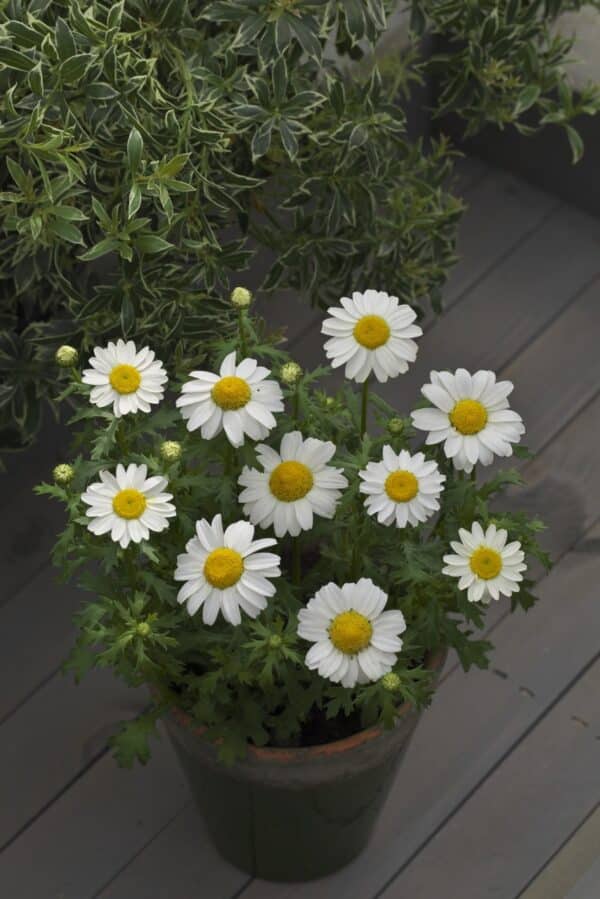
[381,672,401,693]
[55,345,78,367]
[160,440,182,462]
[268,634,283,649]
[53,463,74,485]
[230,286,252,309]
[387,418,404,435]
[136,621,151,637]
[280,361,303,386]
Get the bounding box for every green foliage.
[413,0,600,150]
[39,305,550,765]
[4,0,598,453]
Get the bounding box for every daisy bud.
[325,397,336,408]
[230,286,253,309]
[387,418,404,435]
[136,621,151,637]
[280,361,303,386]
[381,672,402,693]
[268,634,283,649]
[53,463,74,486]
[159,440,182,462]
[55,345,78,368]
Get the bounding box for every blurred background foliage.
[1,0,599,453]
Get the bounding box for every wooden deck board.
[0,729,190,899]
[0,669,146,850]
[379,656,600,899]
[2,162,600,898]
[519,805,600,899]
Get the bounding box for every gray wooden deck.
[1,157,600,898]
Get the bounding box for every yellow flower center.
[329,610,373,655]
[470,546,502,580]
[269,461,314,502]
[385,470,419,503]
[109,364,141,395]
[204,547,244,589]
[449,399,488,435]
[211,376,251,410]
[112,488,147,520]
[353,315,391,350]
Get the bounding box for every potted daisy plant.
[40,288,549,881]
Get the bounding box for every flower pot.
[164,648,447,882]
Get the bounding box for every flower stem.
[238,308,247,357]
[360,376,370,438]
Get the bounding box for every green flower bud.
[55,345,78,367]
[387,418,404,435]
[381,672,402,693]
[325,396,336,408]
[268,634,283,649]
[230,286,252,309]
[160,440,182,462]
[53,463,75,486]
[136,621,151,637]
[280,361,303,386]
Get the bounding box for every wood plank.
[96,801,249,899]
[442,171,558,307]
[0,669,146,850]
[237,516,600,899]
[380,656,600,899]
[566,854,600,899]
[0,727,190,899]
[520,805,600,899]
[0,569,82,723]
[503,274,600,453]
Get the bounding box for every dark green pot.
[165,649,446,882]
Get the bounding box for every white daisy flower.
[176,351,284,448]
[82,340,167,417]
[297,579,406,687]
[321,289,422,383]
[359,447,446,528]
[81,463,176,549]
[238,431,348,538]
[411,368,525,473]
[442,522,527,604]
[174,514,281,624]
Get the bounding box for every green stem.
[292,384,300,426]
[360,376,370,438]
[238,308,247,357]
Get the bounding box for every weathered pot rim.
[165,646,446,763]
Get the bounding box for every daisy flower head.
[174,514,281,624]
[411,368,525,473]
[359,447,445,528]
[176,352,284,448]
[321,289,422,383]
[442,522,527,604]
[81,463,175,549]
[238,431,348,538]
[297,579,407,687]
[82,340,167,417]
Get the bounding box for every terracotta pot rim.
[166,647,446,763]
